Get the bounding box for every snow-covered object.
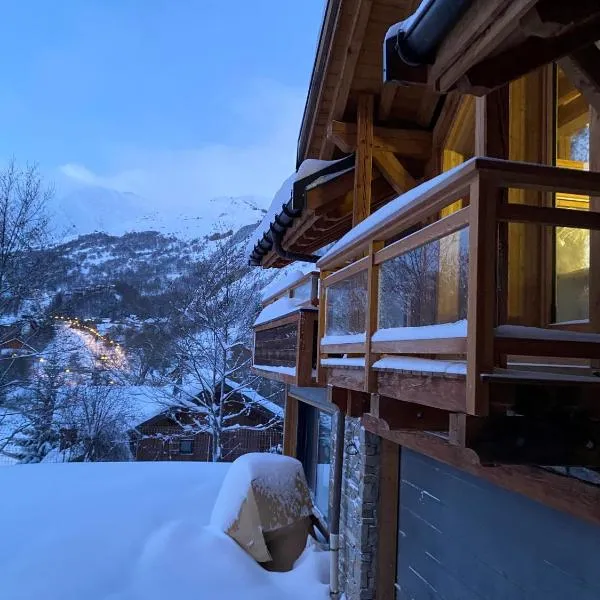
[253,364,297,376]
[321,357,366,368]
[224,378,283,418]
[210,453,314,566]
[372,320,467,342]
[373,356,466,375]
[0,462,330,600]
[261,269,306,302]
[321,333,366,345]
[318,158,475,267]
[254,297,315,326]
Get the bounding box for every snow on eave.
[318,157,476,267]
[246,157,354,264]
[253,297,315,327]
[253,364,296,377]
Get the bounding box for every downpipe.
[330,407,345,597]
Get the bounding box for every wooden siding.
[254,321,298,368]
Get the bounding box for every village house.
[129,380,284,462]
[247,1,600,598]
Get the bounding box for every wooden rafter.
[558,44,600,114]
[319,0,373,159]
[328,120,432,159]
[373,151,416,196]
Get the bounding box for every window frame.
[178,438,194,455]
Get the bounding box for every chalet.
[129,380,284,462]
[248,1,600,598]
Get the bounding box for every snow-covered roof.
[260,269,305,303]
[246,156,354,266]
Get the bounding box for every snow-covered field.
[0,463,329,600]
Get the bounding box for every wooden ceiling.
[299,0,440,163]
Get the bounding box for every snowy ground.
[0,463,329,600]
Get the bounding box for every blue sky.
[0,1,323,208]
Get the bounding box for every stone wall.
[330,413,381,600]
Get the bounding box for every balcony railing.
[252,272,319,386]
[317,158,600,416]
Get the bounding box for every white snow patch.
[253,364,297,376]
[254,297,315,326]
[373,356,467,375]
[210,453,312,532]
[0,462,329,600]
[319,159,475,266]
[495,324,600,343]
[321,333,366,345]
[372,320,467,342]
[321,357,366,368]
[261,269,306,302]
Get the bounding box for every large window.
[296,401,332,520]
[554,67,590,323]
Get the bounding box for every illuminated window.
[554,67,590,323]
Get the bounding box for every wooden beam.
[362,413,600,528]
[373,151,416,196]
[283,391,298,457]
[497,203,600,230]
[328,121,432,159]
[558,45,600,114]
[376,370,466,413]
[466,176,496,416]
[456,13,600,94]
[347,390,370,417]
[371,337,467,355]
[378,82,398,122]
[322,255,370,288]
[296,311,316,387]
[495,337,600,360]
[457,413,600,467]
[369,395,449,431]
[353,94,374,226]
[590,108,600,337]
[429,0,539,92]
[320,0,373,159]
[364,241,382,392]
[475,85,509,158]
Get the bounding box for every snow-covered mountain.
[51,185,270,240]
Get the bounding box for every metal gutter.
[384,0,471,81]
[248,154,355,267]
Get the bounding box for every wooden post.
[475,86,510,371]
[353,94,374,226]
[316,271,329,385]
[590,108,600,336]
[466,175,497,416]
[296,311,315,387]
[283,390,298,457]
[365,241,383,393]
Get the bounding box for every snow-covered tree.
[151,233,281,461]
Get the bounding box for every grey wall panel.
[396,449,600,600]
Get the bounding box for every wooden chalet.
[248,1,600,598]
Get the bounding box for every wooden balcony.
[317,157,600,465]
[252,272,319,387]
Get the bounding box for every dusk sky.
[0,1,324,208]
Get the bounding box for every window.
[296,401,332,520]
[554,66,590,322]
[179,439,194,455]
